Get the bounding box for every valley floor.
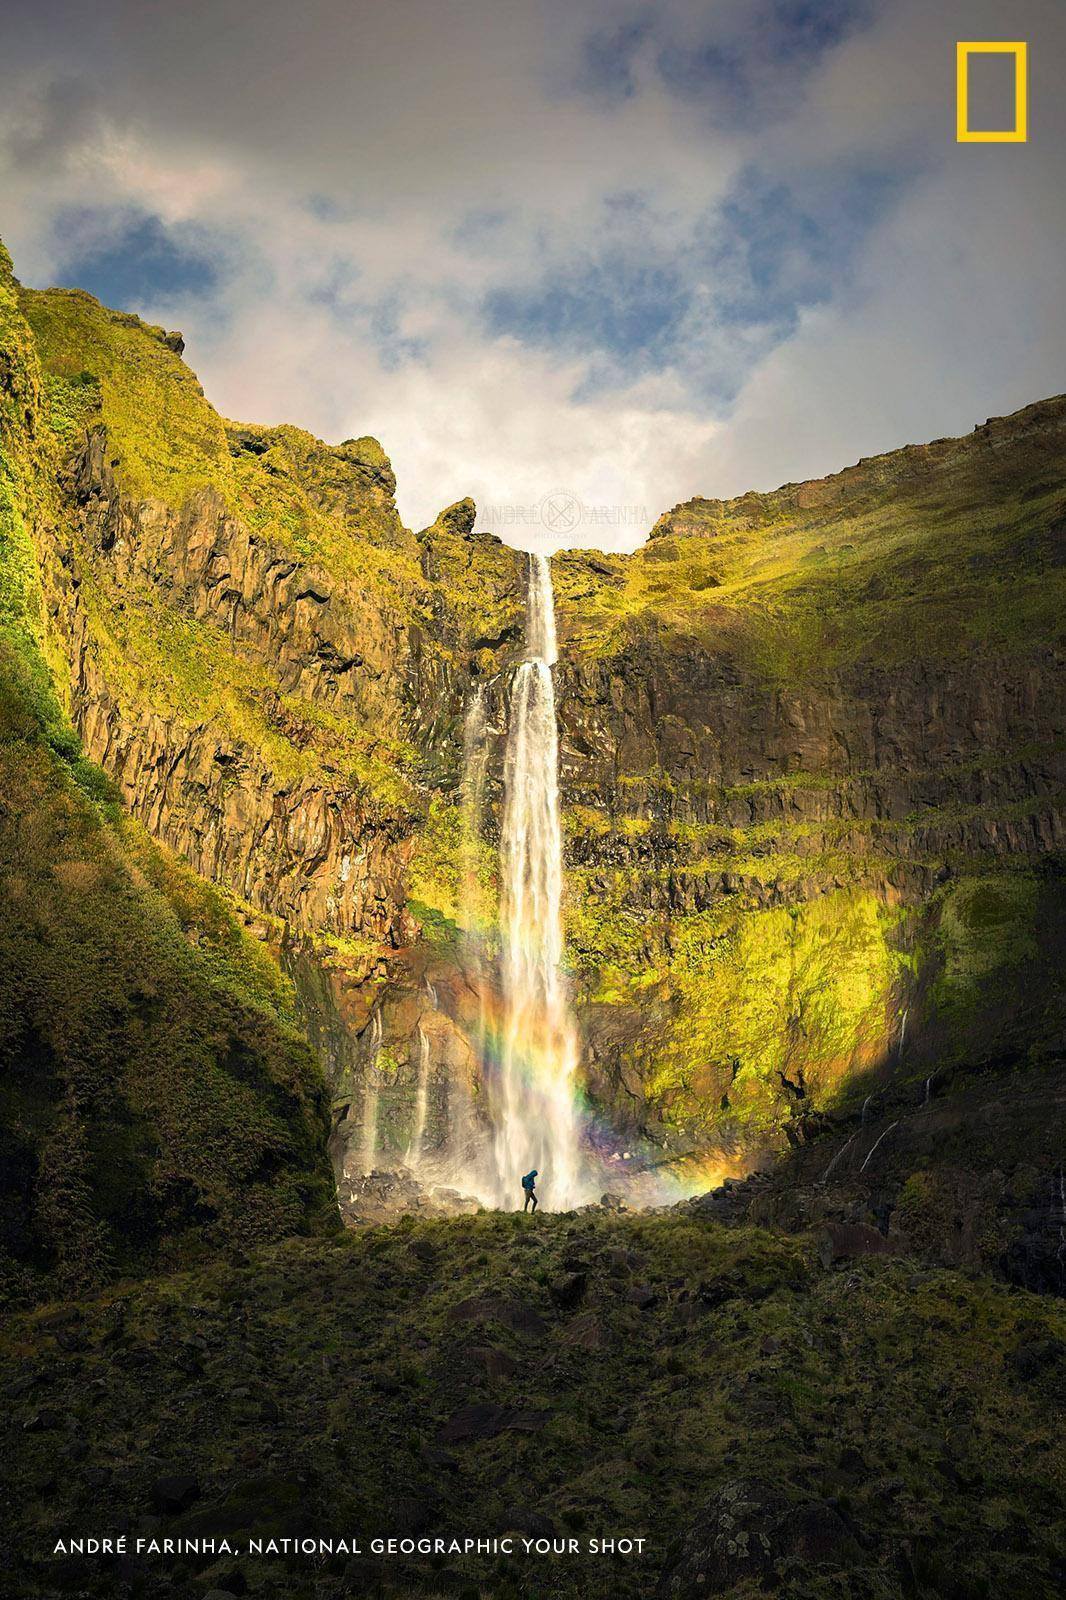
[2,1211,1064,1600]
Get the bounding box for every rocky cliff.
[0,245,338,1307]
[3,235,1064,1209]
[552,400,1066,1158]
[20,284,522,960]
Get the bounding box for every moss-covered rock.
[1,243,338,1308]
[552,401,1066,1153]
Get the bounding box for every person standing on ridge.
[521,1169,538,1212]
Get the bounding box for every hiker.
[521,1169,538,1212]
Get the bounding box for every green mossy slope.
[2,1213,1063,1599]
[0,246,338,1309]
[19,287,232,509]
[555,398,1066,676]
[566,861,1066,1146]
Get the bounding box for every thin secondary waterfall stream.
[491,552,584,1208]
[407,1022,430,1168]
[361,1011,382,1174]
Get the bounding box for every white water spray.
[491,553,584,1208]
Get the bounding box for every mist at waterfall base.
[349,554,730,1215]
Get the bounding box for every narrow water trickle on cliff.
[407,1022,431,1167]
[361,1011,383,1174]
[491,553,584,1208]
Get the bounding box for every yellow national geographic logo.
[956,41,1028,142]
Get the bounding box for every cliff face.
[20,284,522,964]
[56,441,420,947]
[0,247,339,1307]
[4,237,1065,1197]
[552,401,1066,1151]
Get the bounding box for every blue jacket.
[522,1172,537,1191]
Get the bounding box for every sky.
[1,0,1064,551]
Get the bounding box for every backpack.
[522,1172,535,1191]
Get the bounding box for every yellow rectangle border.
[956,42,1028,143]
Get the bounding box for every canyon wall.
[6,243,1065,1186]
[551,401,1066,1154]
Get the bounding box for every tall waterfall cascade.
[338,558,785,1212]
[357,555,590,1209]
[490,552,584,1208]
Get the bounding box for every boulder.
[447,1295,546,1335]
[438,1403,551,1444]
[150,1474,201,1515]
[658,1479,859,1597]
[818,1221,896,1267]
[549,1271,588,1310]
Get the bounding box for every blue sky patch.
[484,253,690,367]
[576,0,877,131]
[479,147,908,407]
[50,206,219,307]
[578,12,654,102]
[765,0,875,63]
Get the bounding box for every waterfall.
[360,1011,383,1174]
[491,552,583,1209]
[859,1119,900,1174]
[407,1022,431,1168]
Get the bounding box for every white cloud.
[0,0,1063,549]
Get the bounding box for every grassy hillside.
[0,244,338,1308]
[554,396,1066,679]
[2,1210,1063,1599]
